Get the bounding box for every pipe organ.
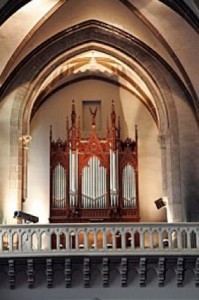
[50,101,139,223]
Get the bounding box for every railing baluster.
[18,231,22,251]
[177,229,182,249]
[112,231,116,250]
[187,228,191,249]
[158,230,163,250]
[93,231,97,250]
[130,231,135,250]
[27,232,32,252]
[168,229,172,249]
[0,223,198,256]
[140,230,144,250]
[149,229,153,249]
[75,231,78,250]
[66,232,70,250]
[37,232,41,251]
[103,230,107,250]
[84,232,88,250]
[57,232,60,251]
[47,232,51,251]
[121,232,126,250]
[9,231,13,252]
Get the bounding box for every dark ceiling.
[0,0,31,25]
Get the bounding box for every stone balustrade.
[0,222,198,257]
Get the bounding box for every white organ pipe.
[84,167,86,208]
[59,164,60,208]
[72,152,75,206]
[91,160,93,208]
[100,166,102,208]
[82,157,107,208]
[95,157,97,208]
[102,168,104,208]
[113,152,115,192]
[101,162,103,208]
[86,162,88,207]
[69,147,78,207]
[123,164,136,208]
[53,169,55,208]
[110,150,119,207]
[75,151,78,206]
[105,166,106,208]
[96,159,99,208]
[52,164,66,209]
[86,166,88,208]
[83,165,88,208]
[69,148,72,206]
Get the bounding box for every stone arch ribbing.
[2,20,189,221]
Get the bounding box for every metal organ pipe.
[52,164,66,209]
[71,152,74,191]
[116,150,119,206]
[86,163,88,208]
[52,169,55,208]
[104,166,106,208]
[82,168,85,207]
[82,157,107,209]
[75,150,78,207]
[69,148,72,206]
[101,171,103,208]
[110,150,112,206]
[123,164,136,208]
[69,147,78,207]
[96,159,99,208]
[84,163,86,208]
[109,150,119,207]
[59,164,61,207]
[92,157,94,208]
[50,103,139,224]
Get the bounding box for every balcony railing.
[0,223,199,257]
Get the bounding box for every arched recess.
[1,20,195,222]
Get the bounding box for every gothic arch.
[2,20,193,221]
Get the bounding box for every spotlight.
[13,211,39,223]
[154,198,166,210]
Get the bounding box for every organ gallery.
[49,101,139,223]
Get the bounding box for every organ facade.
[49,101,139,223]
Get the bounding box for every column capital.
[20,135,32,149]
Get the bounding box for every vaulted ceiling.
[1,0,199,119]
[1,0,199,224]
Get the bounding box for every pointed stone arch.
[1,20,194,222]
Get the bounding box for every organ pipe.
[69,147,78,207]
[52,164,66,208]
[123,164,136,207]
[110,150,119,206]
[50,100,139,223]
[82,157,107,208]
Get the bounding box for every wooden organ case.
[49,101,140,223]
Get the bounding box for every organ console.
[49,100,139,223]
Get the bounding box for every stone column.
[158,130,182,223]
[157,133,167,193]
[20,135,32,203]
[158,131,173,223]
